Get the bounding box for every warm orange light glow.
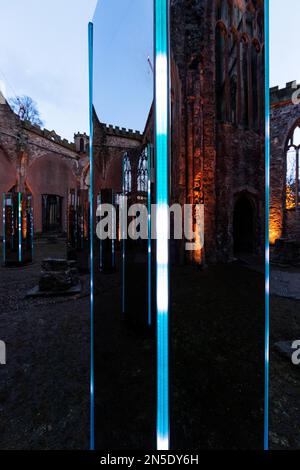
[22,199,27,239]
[269,230,280,245]
[286,184,296,210]
[190,204,204,265]
[84,201,89,239]
[269,214,282,245]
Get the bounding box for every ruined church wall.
[270,82,300,243]
[92,112,142,198]
[0,102,82,236]
[170,0,265,263]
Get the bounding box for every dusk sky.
[0,1,297,141]
[0,0,97,141]
[270,0,300,88]
[93,0,153,132]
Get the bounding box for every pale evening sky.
[0,0,97,141]
[270,0,300,88]
[93,0,153,132]
[0,1,296,141]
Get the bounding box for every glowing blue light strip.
[264,0,270,452]
[88,21,95,451]
[18,192,22,263]
[112,191,115,268]
[2,194,5,264]
[155,0,170,451]
[31,198,34,258]
[147,144,152,326]
[98,194,103,271]
[122,157,126,315]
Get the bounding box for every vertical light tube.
[18,192,22,263]
[155,0,170,451]
[2,194,5,265]
[296,148,299,210]
[147,144,152,326]
[122,156,126,315]
[98,194,103,271]
[31,197,34,259]
[88,21,95,451]
[112,191,115,268]
[264,0,270,452]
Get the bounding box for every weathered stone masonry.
[0,95,89,236]
[270,81,300,243]
[93,0,265,266]
[170,0,265,264]
[92,109,142,197]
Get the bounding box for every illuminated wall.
[270,82,300,243]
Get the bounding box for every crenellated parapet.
[23,119,77,151]
[270,81,300,107]
[104,124,142,140]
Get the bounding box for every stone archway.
[233,192,256,254]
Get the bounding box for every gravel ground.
[1,237,299,450]
[270,269,300,300]
[0,239,90,450]
[270,267,300,449]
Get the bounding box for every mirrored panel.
[169,0,265,449]
[93,0,266,451]
[92,0,155,450]
[269,0,300,450]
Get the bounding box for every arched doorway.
[233,193,256,254]
[42,194,63,233]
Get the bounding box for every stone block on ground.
[39,258,80,293]
[41,258,69,272]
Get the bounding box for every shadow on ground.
[0,239,90,450]
[94,260,264,450]
[270,267,300,449]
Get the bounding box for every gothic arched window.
[216,0,229,21]
[245,9,254,38]
[251,41,260,130]
[137,148,148,193]
[259,45,265,131]
[241,36,249,127]
[216,23,227,122]
[80,138,84,153]
[123,153,132,194]
[229,31,238,124]
[286,127,300,209]
[257,9,264,43]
